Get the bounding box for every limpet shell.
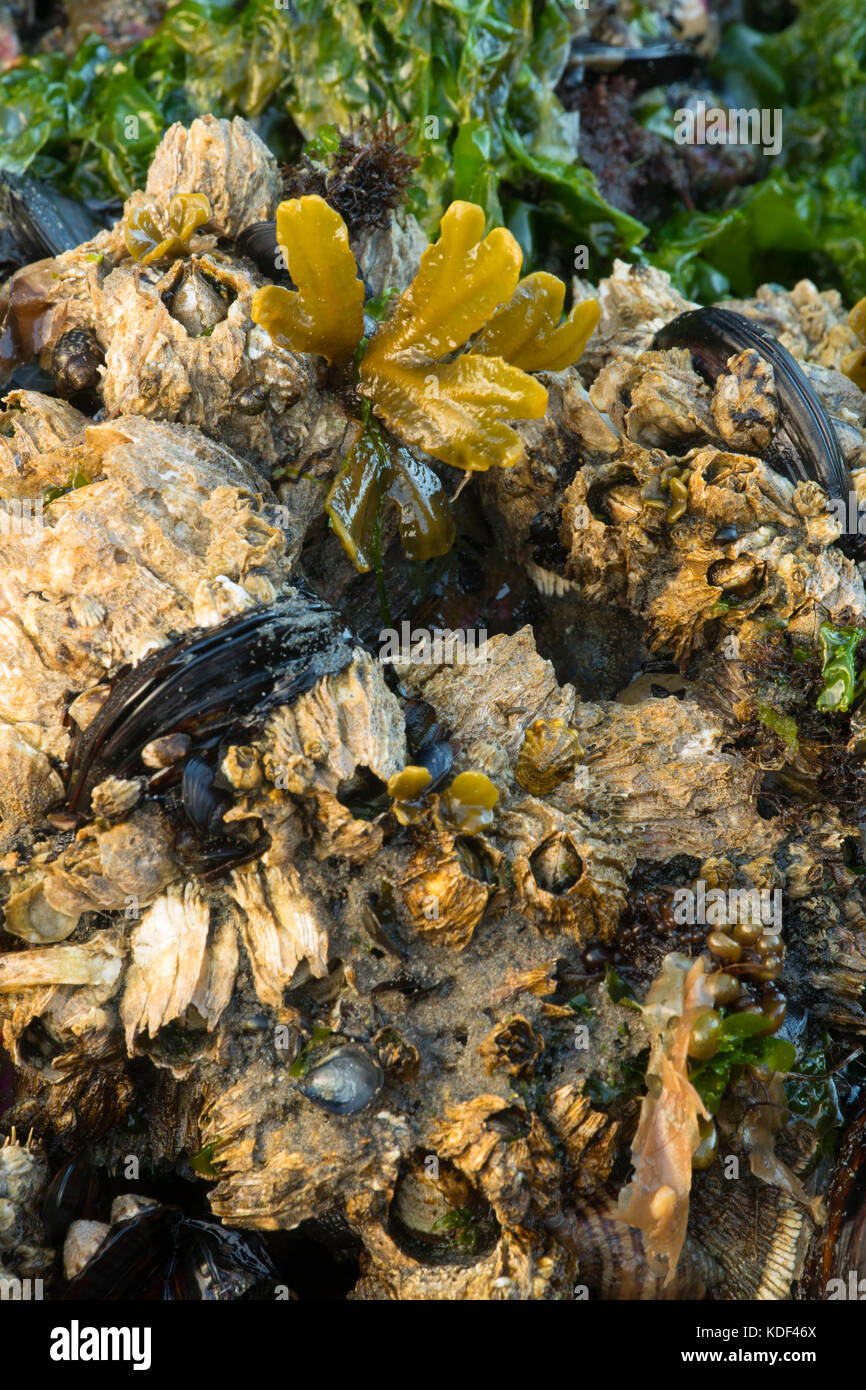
[515,719,582,795]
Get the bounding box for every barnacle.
[250,195,364,365]
[842,297,866,389]
[124,193,211,264]
[474,273,600,373]
[515,718,583,794]
[358,201,548,471]
[9,111,866,1308]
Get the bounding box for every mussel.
[181,755,233,835]
[65,592,357,816]
[0,172,104,261]
[653,307,851,502]
[566,40,700,91]
[297,1041,384,1116]
[235,221,293,287]
[62,1203,276,1300]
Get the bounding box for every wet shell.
[298,1042,383,1116]
[653,307,850,501]
[0,1130,52,1281]
[51,328,104,397]
[387,1154,501,1266]
[165,261,230,337]
[689,1164,813,1300]
[65,593,353,816]
[515,719,583,795]
[548,1193,722,1300]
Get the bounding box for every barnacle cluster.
[2,113,866,1305]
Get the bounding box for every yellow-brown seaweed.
[359,201,548,471]
[251,195,365,364]
[438,770,498,833]
[474,272,599,373]
[124,193,212,264]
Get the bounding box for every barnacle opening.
[386,1152,500,1266]
[529,833,585,896]
[585,470,642,526]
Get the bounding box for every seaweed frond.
[359,200,547,471]
[124,193,211,264]
[250,195,365,364]
[474,272,600,372]
[249,196,599,568]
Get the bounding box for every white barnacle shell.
[193,574,256,627]
[144,115,280,239]
[0,932,124,997]
[90,775,144,819]
[121,883,232,1052]
[261,649,406,796]
[3,880,80,944]
[63,1220,110,1280]
[110,1194,161,1224]
[227,862,329,1009]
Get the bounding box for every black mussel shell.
[181,755,233,835]
[167,1220,277,1300]
[653,307,850,502]
[568,40,700,90]
[1,172,104,261]
[66,592,356,815]
[62,1205,181,1300]
[402,697,451,757]
[235,221,294,287]
[414,738,455,792]
[61,1205,276,1301]
[43,1157,104,1244]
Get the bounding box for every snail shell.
[298,1042,383,1116]
[549,1193,722,1299]
[51,327,103,396]
[515,718,583,795]
[232,386,268,415]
